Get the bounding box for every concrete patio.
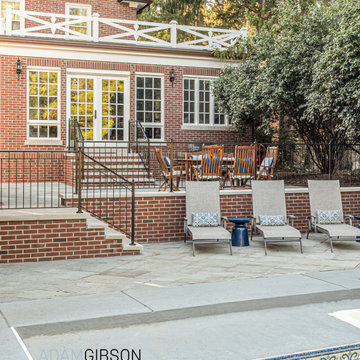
[1,234,360,303]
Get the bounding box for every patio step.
[85,217,143,252]
[0,208,142,263]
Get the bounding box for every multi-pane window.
[183,77,229,126]
[102,79,125,141]
[28,69,59,139]
[70,77,94,140]
[65,4,91,36]
[0,0,22,30]
[183,79,195,124]
[199,80,211,125]
[136,76,163,140]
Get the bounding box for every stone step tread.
[81,169,148,177]
[82,178,155,183]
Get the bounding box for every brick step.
[0,208,142,263]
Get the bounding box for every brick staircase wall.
[0,217,139,263]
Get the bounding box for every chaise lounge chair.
[184,181,232,256]
[251,180,303,255]
[307,180,360,252]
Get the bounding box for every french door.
[68,75,128,142]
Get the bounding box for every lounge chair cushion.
[192,213,218,227]
[259,215,286,226]
[188,226,231,240]
[316,209,342,224]
[257,225,301,239]
[315,223,360,238]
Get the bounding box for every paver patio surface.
[1,234,360,303]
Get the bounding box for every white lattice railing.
[0,6,247,51]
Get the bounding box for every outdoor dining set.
[155,144,278,192]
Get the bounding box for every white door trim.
[66,72,130,146]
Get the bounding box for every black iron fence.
[120,140,360,189]
[0,150,77,209]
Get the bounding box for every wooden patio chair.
[155,148,183,191]
[257,146,278,180]
[225,145,255,189]
[191,145,224,187]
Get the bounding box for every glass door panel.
[101,79,125,141]
[70,76,95,140]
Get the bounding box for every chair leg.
[306,229,309,239]
[330,238,334,253]
[229,240,232,255]
[192,242,196,256]
[264,239,268,256]
[299,238,303,254]
[159,179,167,191]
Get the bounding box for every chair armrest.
[221,216,228,227]
[287,214,295,226]
[250,216,257,232]
[307,215,316,230]
[344,214,354,226]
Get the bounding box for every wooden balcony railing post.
[170,20,177,48]
[92,13,99,42]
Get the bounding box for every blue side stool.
[228,218,251,247]
[354,216,360,242]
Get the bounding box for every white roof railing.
[0,6,247,51]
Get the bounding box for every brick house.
[0,0,247,151]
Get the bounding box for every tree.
[212,0,360,173]
[139,0,208,26]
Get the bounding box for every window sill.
[181,125,234,131]
[24,139,64,146]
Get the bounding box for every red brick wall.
[63,189,360,244]
[25,0,137,20]
[0,218,139,263]
[136,191,360,243]
[0,56,241,150]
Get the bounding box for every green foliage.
[213,0,360,172]
[139,0,208,26]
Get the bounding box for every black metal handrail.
[71,118,136,245]
[135,120,151,179]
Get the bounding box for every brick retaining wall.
[0,218,138,263]
[63,188,360,244]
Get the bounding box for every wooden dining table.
[175,157,235,181]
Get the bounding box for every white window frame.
[0,0,25,30]
[135,73,164,141]
[65,3,92,37]
[183,76,230,127]
[27,67,61,140]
